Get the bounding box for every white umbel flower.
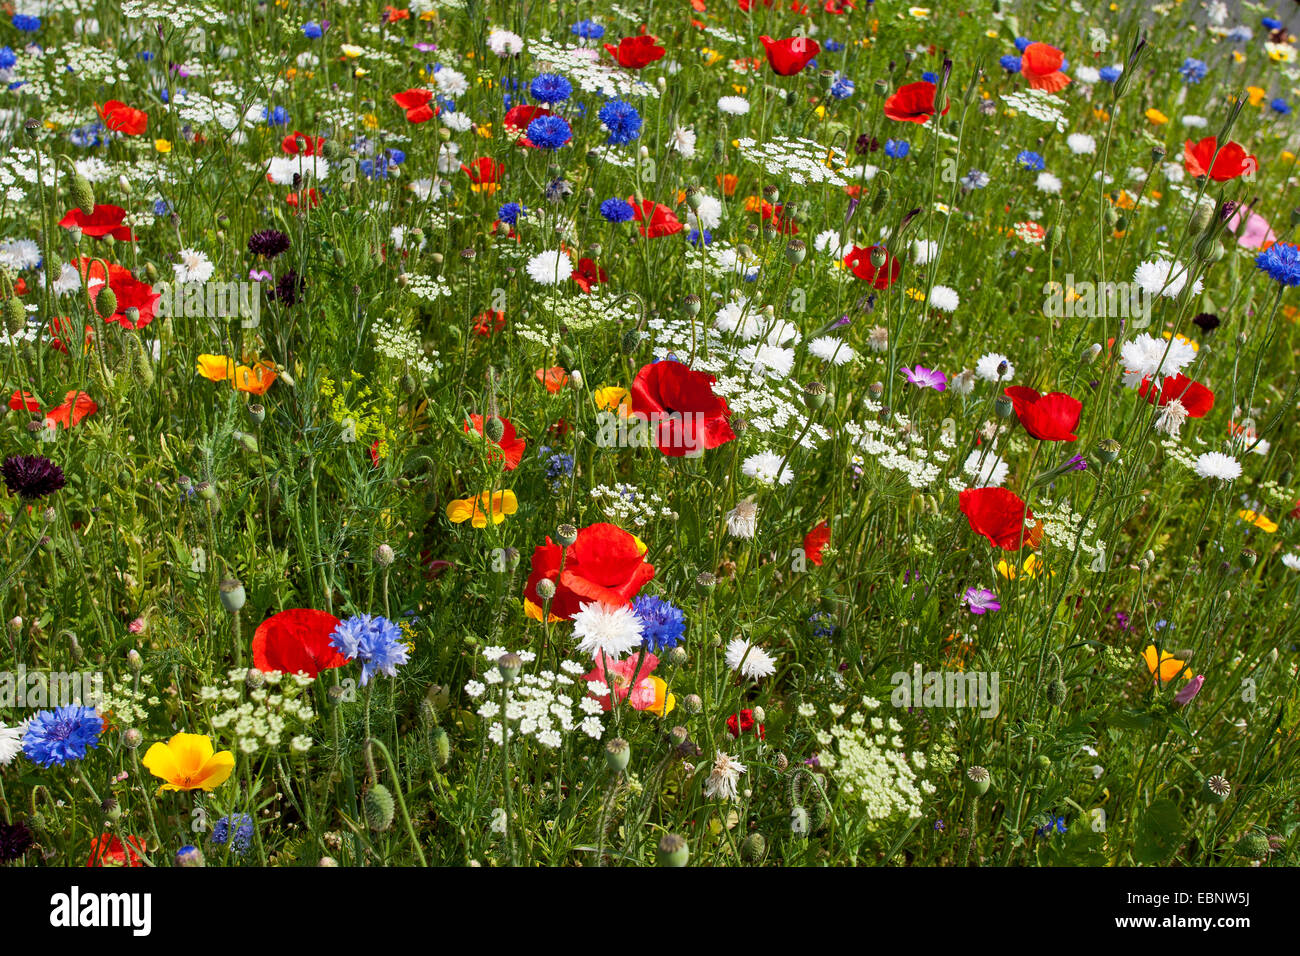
[526,250,574,285]
[726,637,777,680]
[742,451,794,486]
[1192,451,1242,481]
[703,752,747,801]
[572,601,643,659]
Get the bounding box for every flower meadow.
[1,0,1300,874]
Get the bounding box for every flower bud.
[497,652,522,685]
[740,831,767,863]
[175,845,206,867]
[219,578,246,613]
[484,416,506,443]
[364,784,395,832]
[536,578,557,601]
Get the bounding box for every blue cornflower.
[154,199,171,216]
[598,99,642,146]
[303,21,324,39]
[921,71,937,82]
[1035,815,1068,836]
[68,120,105,148]
[1179,57,1208,84]
[1256,242,1300,286]
[808,611,838,638]
[688,228,712,246]
[526,114,572,150]
[529,73,573,104]
[210,813,254,855]
[497,202,526,225]
[1098,65,1122,83]
[999,54,1022,73]
[884,139,909,158]
[599,197,636,223]
[1013,36,1033,52]
[571,19,605,40]
[961,169,990,189]
[829,74,855,99]
[1271,97,1290,115]
[1263,16,1283,30]
[1016,150,1045,171]
[824,39,844,52]
[263,105,290,126]
[22,705,102,767]
[544,451,574,482]
[330,614,410,686]
[0,46,16,69]
[11,14,39,31]
[632,595,686,652]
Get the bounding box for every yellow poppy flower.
[1143,645,1191,683]
[643,676,675,717]
[196,354,235,382]
[1247,86,1268,107]
[446,489,518,528]
[1238,509,1278,533]
[141,733,235,792]
[1145,108,1169,125]
[523,597,564,623]
[593,385,631,413]
[997,552,1051,580]
[154,138,172,153]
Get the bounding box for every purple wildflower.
[963,587,1001,615]
[902,365,947,391]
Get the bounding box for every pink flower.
[1173,674,1204,707]
[128,617,145,634]
[583,653,665,712]
[1227,207,1277,250]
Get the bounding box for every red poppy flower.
[383,5,410,20]
[604,35,666,69]
[393,88,435,123]
[757,34,820,76]
[281,131,325,155]
[87,834,148,867]
[8,390,40,413]
[628,197,684,238]
[572,258,608,293]
[523,522,656,620]
[73,258,160,329]
[464,413,527,471]
[472,309,506,336]
[883,80,950,123]
[629,359,736,458]
[727,708,766,739]
[1138,373,1214,418]
[804,521,831,566]
[45,317,95,355]
[44,390,98,430]
[536,366,570,392]
[959,487,1043,551]
[250,608,347,677]
[58,205,135,241]
[823,0,855,12]
[285,188,321,209]
[462,157,504,189]
[97,100,148,135]
[1020,43,1071,93]
[843,245,901,289]
[370,440,383,468]
[1183,137,1257,182]
[1004,386,1082,442]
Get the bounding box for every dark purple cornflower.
[269,269,304,306]
[0,821,33,863]
[2,454,66,500]
[247,229,291,259]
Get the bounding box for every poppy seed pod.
[656,833,689,867]
[219,578,246,613]
[1201,775,1231,804]
[995,395,1014,418]
[785,239,807,265]
[364,784,395,832]
[555,523,578,547]
[247,403,266,425]
[869,246,888,269]
[965,765,991,795]
[496,652,522,684]
[1095,438,1121,463]
[605,737,631,773]
[680,293,702,316]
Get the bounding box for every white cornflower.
[742,451,794,486]
[726,637,777,680]
[1066,133,1096,155]
[266,155,329,185]
[687,194,723,231]
[975,352,1014,382]
[173,248,215,283]
[670,126,697,158]
[703,752,747,801]
[0,720,27,765]
[0,238,41,271]
[1181,114,1208,129]
[434,66,469,97]
[571,601,643,659]
[1119,333,1197,386]
[808,336,856,365]
[440,111,473,133]
[949,369,976,396]
[1281,553,1300,571]
[912,239,938,265]
[963,448,1010,487]
[867,326,889,352]
[1191,451,1241,481]
[1036,171,1062,194]
[526,250,574,285]
[815,229,849,259]
[725,500,759,539]
[718,95,750,115]
[739,342,795,378]
[1075,66,1101,84]
[1133,258,1202,298]
[928,285,959,312]
[486,29,524,56]
[1153,398,1189,438]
